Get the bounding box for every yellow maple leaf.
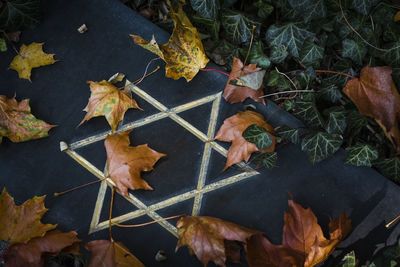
[130,2,209,82]
[9,42,57,81]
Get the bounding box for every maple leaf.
[9,42,57,81]
[0,95,55,144]
[104,130,166,196]
[246,200,351,267]
[130,2,209,82]
[4,230,80,267]
[342,66,400,152]
[223,57,266,104]
[0,188,56,246]
[176,216,260,267]
[79,80,141,133]
[214,110,276,170]
[85,240,144,267]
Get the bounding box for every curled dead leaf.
[223,57,266,105]
[176,216,259,267]
[342,66,400,152]
[130,2,209,82]
[214,110,275,170]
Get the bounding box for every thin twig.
[113,214,184,228]
[54,178,106,196]
[259,90,314,99]
[275,67,298,91]
[243,25,256,66]
[315,69,356,79]
[118,65,160,90]
[109,187,115,242]
[339,0,400,52]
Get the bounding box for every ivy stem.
[386,214,400,228]
[112,214,184,228]
[54,178,107,197]
[200,68,231,77]
[259,90,314,99]
[243,25,256,66]
[109,187,115,242]
[314,69,356,79]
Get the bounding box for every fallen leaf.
[214,110,275,170]
[104,130,166,196]
[176,216,259,267]
[223,57,266,104]
[79,80,141,133]
[4,230,80,267]
[0,95,55,144]
[395,11,400,22]
[130,2,209,82]
[0,188,56,246]
[9,42,57,81]
[238,70,266,90]
[342,66,400,152]
[246,200,351,267]
[85,240,144,267]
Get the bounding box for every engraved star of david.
[60,81,260,238]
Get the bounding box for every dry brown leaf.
[0,188,56,246]
[130,2,209,82]
[4,230,80,267]
[246,200,351,267]
[342,66,400,152]
[79,80,141,133]
[176,216,259,267]
[395,11,400,22]
[9,42,57,81]
[85,240,144,267]
[223,57,266,105]
[104,130,166,196]
[0,95,55,144]
[214,110,275,170]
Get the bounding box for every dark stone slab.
[1,0,400,266]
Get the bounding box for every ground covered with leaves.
[128,0,400,183]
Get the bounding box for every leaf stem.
[243,25,256,66]
[54,178,106,197]
[386,214,400,228]
[109,187,115,242]
[118,65,161,90]
[315,69,356,79]
[259,90,314,98]
[200,68,231,77]
[112,214,184,228]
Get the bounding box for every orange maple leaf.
[342,66,400,152]
[214,110,275,170]
[246,200,351,267]
[79,80,141,133]
[104,130,166,196]
[223,57,265,105]
[85,240,144,267]
[176,216,259,267]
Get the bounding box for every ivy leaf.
[340,251,357,267]
[0,0,41,32]
[190,0,220,19]
[266,23,314,58]
[243,124,273,150]
[351,0,380,15]
[346,110,368,135]
[293,96,323,128]
[238,70,266,90]
[301,132,343,163]
[380,43,400,66]
[253,152,277,168]
[243,42,271,69]
[0,38,6,52]
[323,60,356,87]
[191,15,220,40]
[324,107,347,134]
[317,82,343,103]
[289,0,327,23]
[341,39,367,65]
[276,125,300,144]
[253,0,274,19]
[221,9,260,44]
[299,39,324,66]
[345,144,378,167]
[266,69,291,91]
[269,44,288,64]
[375,157,400,182]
